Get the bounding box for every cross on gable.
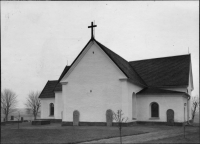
[88,22,97,38]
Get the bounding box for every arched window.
[50,103,54,116]
[151,102,159,117]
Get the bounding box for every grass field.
[2,122,199,143]
[1,111,199,143]
[1,123,148,143]
[1,122,199,143]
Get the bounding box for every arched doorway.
[167,109,174,126]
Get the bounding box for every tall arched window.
[50,103,54,116]
[151,102,159,117]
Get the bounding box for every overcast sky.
[2,1,199,108]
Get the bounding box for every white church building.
[39,22,193,126]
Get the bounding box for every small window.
[151,102,159,117]
[50,103,54,116]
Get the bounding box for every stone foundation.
[62,121,137,126]
[61,121,185,126]
[136,121,184,126]
[37,119,62,123]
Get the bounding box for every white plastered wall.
[137,94,186,122]
[182,96,189,122]
[124,80,143,122]
[61,41,128,122]
[55,92,63,119]
[162,87,191,121]
[40,98,55,119]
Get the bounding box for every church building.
[39,22,193,126]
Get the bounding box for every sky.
[1,1,199,108]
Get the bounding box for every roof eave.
[127,78,147,87]
[38,80,49,99]
[150,85,188,88]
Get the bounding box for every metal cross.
[88,22,97,38]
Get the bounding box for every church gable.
[60,40,127,83]
[60,38,146,87]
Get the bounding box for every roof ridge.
[129,54,190,63]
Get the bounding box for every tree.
[113,110,128,144]
[1,89,18,122]
[25,91,41,120]
[191,96,199,121]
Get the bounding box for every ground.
[147,132,199,143]
[1,122,199,143]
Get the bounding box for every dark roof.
[94,39,147,87]
[53,65,70,92]
[54,82,62,91]
[137,87,186,95]
[58,65,71,82]
[129,54,191,87]
[39,80,58,98]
